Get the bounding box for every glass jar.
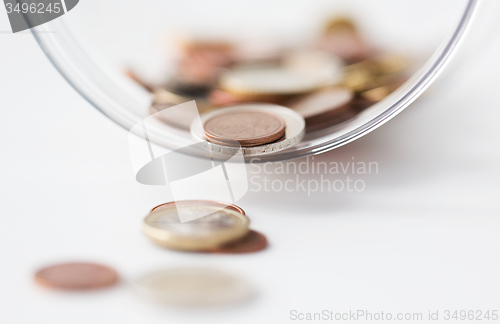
[32,0,483,161]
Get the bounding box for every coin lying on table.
[203,110,286,147]
[135,268,253,306]
[143,201,250,251]
[34,262,119,290]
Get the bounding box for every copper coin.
[212,230,268,254]
[203,111,286,147]
[35,263,119,290]
[150,200,245,215]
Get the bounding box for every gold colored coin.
[360,79,407,102]
[143,202,249,251]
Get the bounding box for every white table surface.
[1,2,500,323]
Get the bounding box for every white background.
[1,1,500,323]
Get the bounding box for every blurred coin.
[374,53,411,76]
[208,89,287,106]
[34,263,118,290]
[304,94,374,132]
[204,111,286,147]
[319,17,371,63]
[342,55,409,93]
[305,108,358,133]
[282,50,343,83]
[234,39,284,64]
[288,87,353,119]
[324,17,358,34]
[360,79,406,102]
[151,200,245,215]
[143,203,249,251]
[212,230,268,254]
[175,39,235,87]
[135,268,253,306]
[220,58,341,96]
[341,61,374,92]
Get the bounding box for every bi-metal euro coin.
[143,201,250,251]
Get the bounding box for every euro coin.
[203,110,286,147]
[143,202,249,251]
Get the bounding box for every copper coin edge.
[203,111,286,146]
[211,230,268,254]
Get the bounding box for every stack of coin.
[203,110,286,147]
[191,104,305,156]
[126,16,413,143]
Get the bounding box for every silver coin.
[134,268,253,307]
[190,104,305,156]
[288,87,353,119]
[220,51,342,95]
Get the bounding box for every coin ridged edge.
[203,111,286,147]
[150,200,246,215]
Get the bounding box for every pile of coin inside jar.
[128,17,411,156]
